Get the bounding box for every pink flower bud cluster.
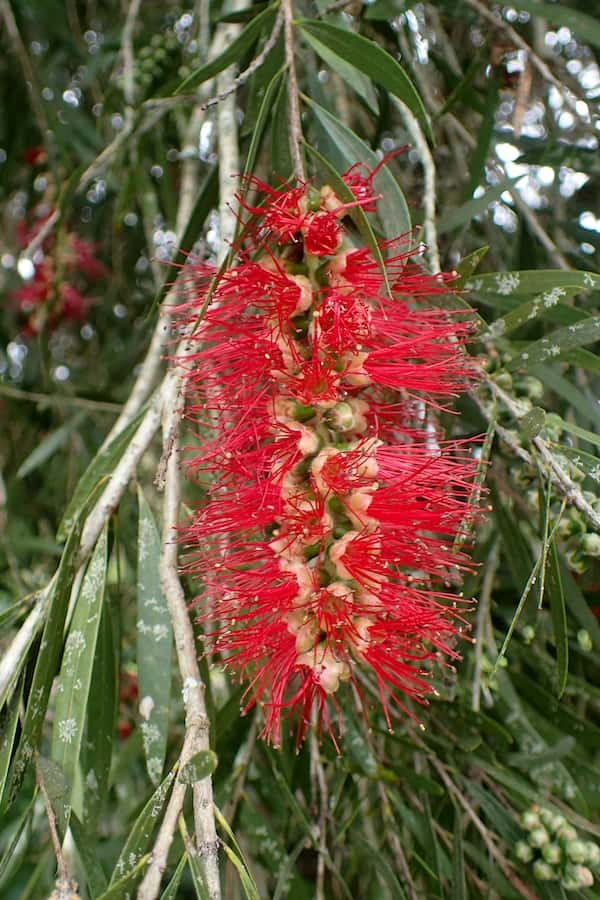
[180,172,480,747]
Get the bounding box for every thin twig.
[391,97,440,272]
[202,8,283,112]
[0,584,52,707]
[487,377,600,532]
[35,757,72,887]
[465,0,597,126]
[0,384,121,413]
[122,0,142,107]
[159,417,221,899]
[428,756,539,900]
[282,0,306,182]
[310,723,328,900]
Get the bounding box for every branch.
[0,384,121,414]
[486,377,600,532]
[122,0,142,107]
[36,757,75,890]
[158,414,221,899]
[391,97,440,272]
[282,0,306,181]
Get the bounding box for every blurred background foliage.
[0,0,599,898]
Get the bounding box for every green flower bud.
[581,533,600,558]
[585,842,600,866]
[549,814,567,833]
[495,371,513,390]
[533,859,555,881]
[542,843,562,864]
[521,376,544,402]
[566,549,587,575]
[530,826,550,848]
[521,810,540,831]
[522,625,535,644]
[577,629,593,652]
[515,840,533,862]
[562,863,594,890]
[557,825,578,843]
[567,840,588,863]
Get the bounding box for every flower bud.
[581,533,600,558]
[521,809,541,831]
[532,859,555,881]
[515,840,533,862]
[529,826,550,848]
[542,843,561,865]
[567,840,588,864]
[585,842,600,866]
[577,629,592,652]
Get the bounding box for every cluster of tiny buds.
[516,804,599,890]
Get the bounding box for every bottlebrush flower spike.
[180,171,480,749]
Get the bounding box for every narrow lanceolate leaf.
[159,853,187,900]
[463,268,599,296]
[17,411,86,479]
[108,769,175,887]
[51,524,107,814]
[70,813,108,896]
[438,178,517,234]
[454,245,489,287]
[505,315,600,372]
[137,487,172,785]
[548,443,600,484]
[307,97,411,239]
[0,680,23,813]
[479,285,584,340]
[98,854,150,900]
[58,409,146,540]
[301,29,378,112]
[173,6,276,94]
[298,21,431,139]
[36,756,70,839]
[8,501,92,802]
[547,541,569,698]
[81,602,117,832]
[215,806,261,900]
[451,807,466,900]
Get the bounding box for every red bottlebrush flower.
[303,212,341,256]
[59,283,90,321]
[180,176,481,748]
[67,236,107,280]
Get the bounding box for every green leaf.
[465,70,499,198]
[187,850,211,900]
[510,0,600,49]
[451,807,466,900]
[159,852,187,900]
[178,750,218,785]
[301,29,378,113]
[547,540,569,698]
[98,854,151,899]
[108,769,175,887]
[8,495,95,802]
[242,67,285,184]
[533,365,600,428]
[464,269,600,296]
[299,21,431,139]
[0,798,35,885]
[70,812,108,896]
[215,806,261,900]
[58,409,146,541]
[306,96,411,239]
[51,524,107,819]
[174,7,276,94]
[137,488,172,785]
[17,411,86,479]
[479,285,584,339]
[454,245,489,287]
[439,178,517,234]
[551,417,600,450]
[505,315,600,372]
[82,600,117,831]
[36,756,70,839]
[271,79,293,180]
[0,680,24,813]
[547,443,600,483]
[0,598,30,634]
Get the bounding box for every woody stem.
[282,0,306,182]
